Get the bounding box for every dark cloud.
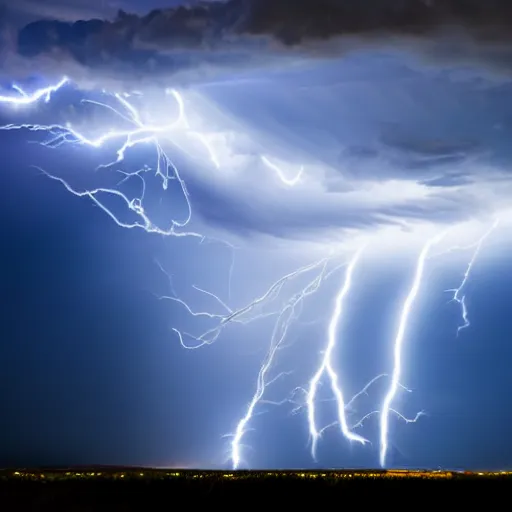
[240,0,512,45]
[7,0,512,79]
[15,2,242,55]
[8,2,250,81]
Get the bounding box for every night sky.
[1,0,512,471]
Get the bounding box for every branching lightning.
[0,77,69,105]
[0,77,504,470]
[306,246,368,460]
[446,218,499,335]
[0,77,301,240]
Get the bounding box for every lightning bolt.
[0,78,302,217]
[260,155,304,186]
[0,77,69,105]
[306,246,368,460]
[229,260,329,469]
[165,256,335,349]
[379,230,447,468]
[446,218,499,335]
[0,82,203,238]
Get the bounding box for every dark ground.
[0,468,509,509]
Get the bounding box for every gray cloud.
[239,0,512,44]
[5,0,512,83]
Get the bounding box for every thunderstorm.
[0,76,501,470]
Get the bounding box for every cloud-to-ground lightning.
[160,250,388,468]
[446,218,500,335]
[379,231,448,468]
[229,259,331,469]
[0,76,506,470]
[306,246,368,461]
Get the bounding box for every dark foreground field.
[0,468,509,509]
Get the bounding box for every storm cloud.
[6,0,512,81]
